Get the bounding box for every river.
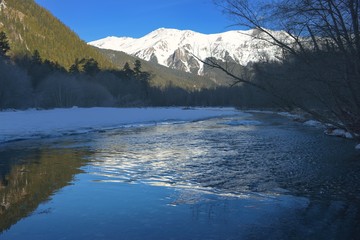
[0,112,359,239]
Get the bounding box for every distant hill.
[0,0,111,69]
[97,48,220,90]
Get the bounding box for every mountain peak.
[152,27,192,33]
[89,28,285,75]
[130,28,200,42]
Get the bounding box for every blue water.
[1,113,359,239]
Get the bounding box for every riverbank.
[0,107,242,143]
[246,109,360,150]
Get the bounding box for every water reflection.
[0,144,89,232]
[88,115,360,202]
[0,113,360,239]
[82,114,360,238]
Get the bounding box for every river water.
[0,112,359,239]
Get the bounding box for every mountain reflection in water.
[0,146,89,232]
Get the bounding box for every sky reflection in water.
[1,113,359,239]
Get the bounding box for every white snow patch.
[356,144,360,150]
[345,132,354,139]
[325,128,353,139]
[277,112,301,119]
[246,110,277,114]
[0,107,241,143]
[303,120,324,128]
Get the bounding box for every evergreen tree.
[134,60,142,73]
[43,59,66,73]
[32,50,42,64]
[0,31,10,56]
[123,62,134,77]
[69,58,80,73]
[123,62,131,71]
[133,60,151,99]
[82,58,99,76]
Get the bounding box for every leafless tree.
[0,57,32,109]
[38,73,83,108]
[209,0,360,139]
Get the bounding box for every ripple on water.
[87,115,360,202]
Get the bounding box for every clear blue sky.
[34,0,239,42]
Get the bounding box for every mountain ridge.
[96,47,219,90]
[89,27,286,75]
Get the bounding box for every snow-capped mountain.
[89,28,286,75]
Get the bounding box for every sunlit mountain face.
[89,28,288,75]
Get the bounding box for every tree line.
[0,31,277,110]
[0,31,150,109]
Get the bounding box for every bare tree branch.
[208,0,360,140]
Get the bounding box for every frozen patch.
[277,112,301,119]
[303,120,324,128]
[0,107,241,143]
[325,128,353,139]
[220,120,262,126]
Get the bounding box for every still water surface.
[0,113,359,239]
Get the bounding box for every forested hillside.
[97,48,220,90]
[0,0,111,69]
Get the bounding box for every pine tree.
[82,58,99,75]
[0,31,10,56]
[69,58,80,73]
[134,60,142,73]
[123,62,134,77]
[123,62,131,71]
[32,50,42,64]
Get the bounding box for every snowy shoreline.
[247,109,360,150]
[1,107,358,149]
[0,107,242,143]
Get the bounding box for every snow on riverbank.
[0,107,241,143]
[247,109,360,149]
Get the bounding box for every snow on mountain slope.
[89,28,287,75]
